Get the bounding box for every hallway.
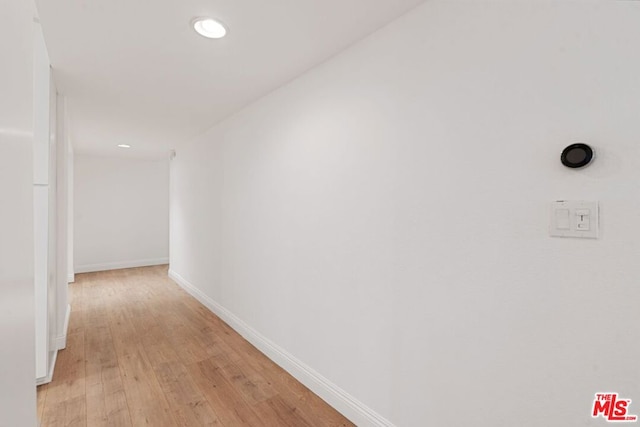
[37,266,352,426]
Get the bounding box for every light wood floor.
[37,265,353,427]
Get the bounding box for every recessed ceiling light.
[117,144,131,148]
[192,17,227,39]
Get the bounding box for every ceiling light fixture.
[117,144,131,148]
[192,17,227,39]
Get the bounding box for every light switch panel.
[550,201,599,239]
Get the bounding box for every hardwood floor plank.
[42,395,86,427]
[187,357,265,427]
[259,365,352,427]
[38,266,354,427]
[154,361,222,426]
[253,394,315,427]
[37,383,47,423]
[103,389,132,427]
[50,332,86,397]
[218,361,278,405]
[85,321,132,427]
[116,346,177,426]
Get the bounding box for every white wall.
[0,0,37,425]
[75,154,169,272]
[170,2,640,426]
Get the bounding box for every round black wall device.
[561,143,593,168]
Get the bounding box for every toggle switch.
[575,209,590,231]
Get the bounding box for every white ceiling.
[35,0,425,158]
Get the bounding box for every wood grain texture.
[37,265,353,427]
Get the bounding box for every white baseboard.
[55,304,71,350]
[68,272,75,283]
[75,258,169,274]
[36,349,58,386]
[38,304,71,386]
[167,269,394,427]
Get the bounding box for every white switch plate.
[550,201,599,239]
